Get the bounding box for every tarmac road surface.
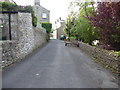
[3,39,118,88]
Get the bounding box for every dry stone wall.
[0,42,2,67]
[79,42,119,75]
[17,13,35,57]
[33,27,46,48]
[0,12,47,68]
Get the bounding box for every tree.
[75,7,99,44]
[65,1,99,44]
[88,2,120,50]
[64,15,74,38]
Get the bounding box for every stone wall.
[33,27,46,48]
[1,13,10,40]
[79,42,119,75]
[0,41,2,67]
[0,12,47,68]
[17,13,35,58]
[1,12,18,40]
[0,14,3,40]
[2,41,18,67]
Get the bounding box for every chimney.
[34,0,40,6]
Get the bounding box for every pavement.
[2,39,118,88]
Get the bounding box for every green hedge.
[32,16,37,27]
[1,2,17,11]
[0,2,33,12]
[41,22,52,33]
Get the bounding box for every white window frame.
[42,13,47,19]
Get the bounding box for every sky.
[13,0,74,24]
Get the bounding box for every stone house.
[34,0,50,23]
[53,17,66,39]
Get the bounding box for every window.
[36,6,39,10]
[42,13,47,19]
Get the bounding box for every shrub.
[41,22,52,33]
[1,2,17,11]
[46,34,50,41]
[17,5,33,13]
[1,2,33,12]
[32,16,37,27]
[88,2,120,50]
[0,1,37,27]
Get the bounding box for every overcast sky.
[13,0,74,24]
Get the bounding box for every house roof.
[41,6,50,12]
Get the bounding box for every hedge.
[1,2,17,11]
[0,1,37,27]
[32,16,37,27]
[41,22,52,33]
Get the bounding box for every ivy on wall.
[32,16,37,27]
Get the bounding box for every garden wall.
[0,12,47,68]
[79,42,119,75]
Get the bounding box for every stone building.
[53,17,66,39]
[34,0,50,23]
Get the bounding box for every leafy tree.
[88,2,120,50]
[75,7,99,44]
[65,1,99,44]
[41,22,52,33]
[64,15,74,38]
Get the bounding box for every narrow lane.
[3,40,118,88]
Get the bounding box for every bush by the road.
[41,22,52,34]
